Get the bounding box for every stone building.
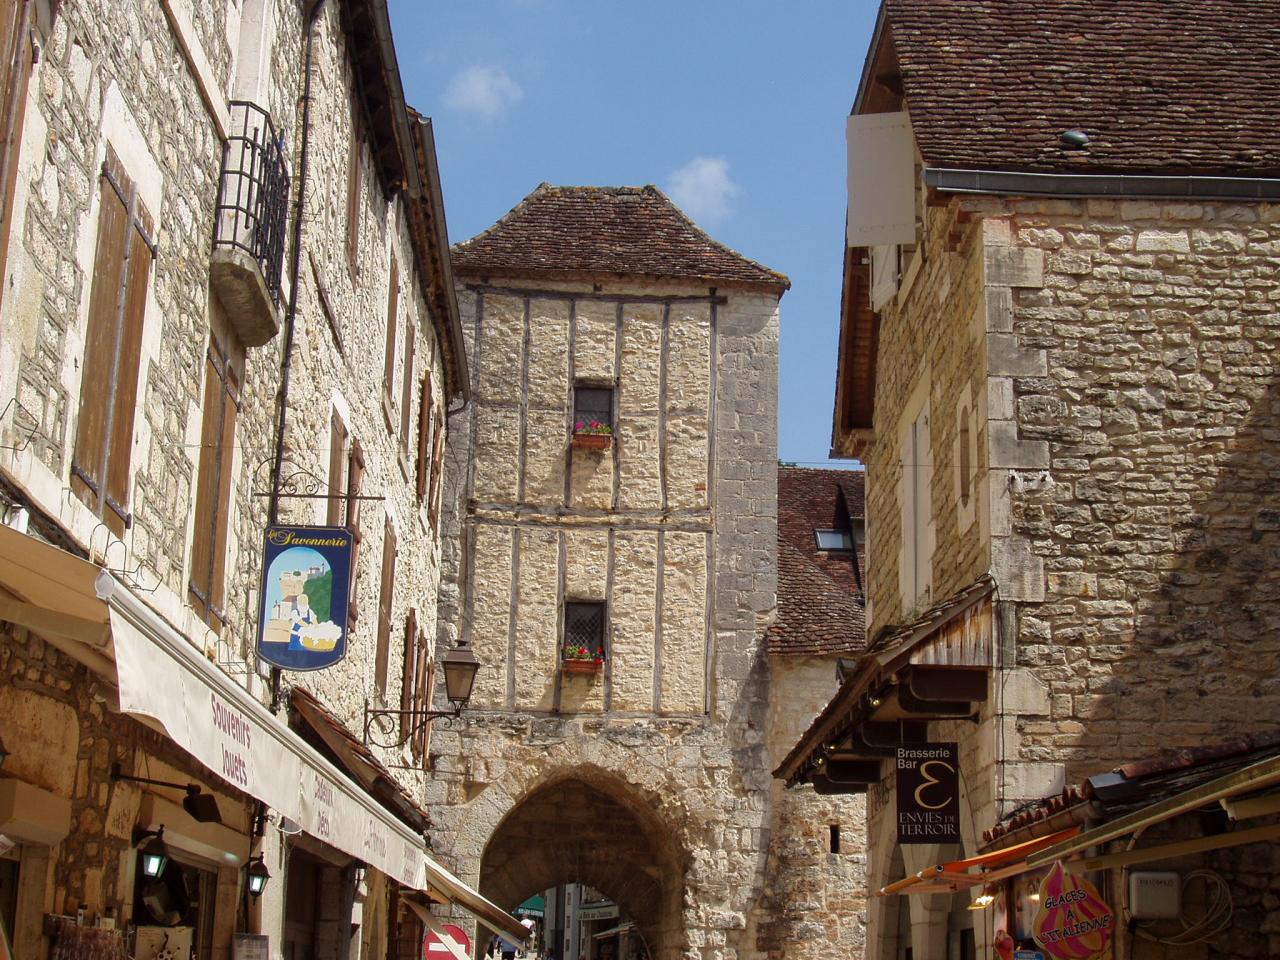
[0,1,523,958]
[777,2,1280,959]
[423,184,805,960]
[757,466,868,959]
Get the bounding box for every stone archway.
[479,770,687,960]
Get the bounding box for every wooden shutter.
[427,422,445,532]
[398,326,414,447]
[346,439,365,626]
[375,517,396,695]
[70,151,154,537]
[327,411,348,526]
[415,373,433,502]
[382,256,399,407]
[399,607,417,719]
[189,342,239,626]
[413,644,433,763]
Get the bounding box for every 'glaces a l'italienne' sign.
[896,742,960,844]
[257,525,354,671]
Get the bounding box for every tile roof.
[879,0,1280,175]
[769,467,866,656]
[451,184,790,291]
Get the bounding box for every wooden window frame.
[375,516,396,697]
[71,148,156,537]
[327,410,349,527]
[399,607,417,741]
[563,600,607,661]
[188,335,241,628]
[415,372,434,503]
[345,438,365,627]
[427,417,445,533]
[398,323,414,457]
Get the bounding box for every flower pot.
[561,658,602,675]
[572,433,612,451]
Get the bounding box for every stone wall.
[855,189,1280,959]
[430,276,780,960]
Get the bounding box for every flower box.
[561,658,602,676]
[572,433,612,451]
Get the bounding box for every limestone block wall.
[754,656,867,960]
[0,0,449,828]
[429,276,781,960]
[974,196,1280,779]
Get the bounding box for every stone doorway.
[479,773,686,960]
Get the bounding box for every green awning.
[515,895,545,918]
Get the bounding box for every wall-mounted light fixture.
[133,827,170,879]
[363,641,481,748]
[0,733,8,770]
[245,854,271,898]
[967,886,996,911]
[111,763,223,824]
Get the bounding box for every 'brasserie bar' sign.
[896,742,960,844]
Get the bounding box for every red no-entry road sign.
[424,924,471,959]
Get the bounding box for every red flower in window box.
[562,645,604,675]
[572,419,613,451]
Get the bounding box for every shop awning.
[592,923,635,940]
[876,826,1082,896]
[0,524,528,943]
[1025,754,1280,871]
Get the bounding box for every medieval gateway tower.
[420,185,861,960]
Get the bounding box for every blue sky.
[387,1,877,466]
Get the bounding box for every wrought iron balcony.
[211,101,289,346]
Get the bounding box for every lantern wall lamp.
[363,640,481,749]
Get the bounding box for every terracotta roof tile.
[770,467,866,656]
[881,0,1280,175]
[451,184,790,291]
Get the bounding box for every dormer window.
[815,529,854,552]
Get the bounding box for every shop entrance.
[478,772,685,960]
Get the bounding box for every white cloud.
[443,65,525,119]
[665,156,739,223]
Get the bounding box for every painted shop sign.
[1033,862,1116,959]
[256,525,353,670]
[895,742,959,843]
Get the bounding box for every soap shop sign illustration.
[256,525,353,670]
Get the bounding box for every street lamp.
[134,827,170,879]
[245,855,271,898]
[363,641,482,750]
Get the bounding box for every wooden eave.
[340,0,419,199]
[405,111,469,402]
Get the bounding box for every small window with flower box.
[572,385,613,451]
[562,601,606,675]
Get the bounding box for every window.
[416,372,434,503]
[563,601,606,660]
[427,417,445,533]
[901,401,933,607]
[188,335,241,628]
[326,411,349,526]
[375,517,397,696]
[573,385,613,433]
[829,824,841,854]
[382,256,399,425]
[398,325,414,453]
[71,148,155,537]
[959,415,972,505]
[344,103,363,277]
[815,529,854,552]
[400,610,433,764]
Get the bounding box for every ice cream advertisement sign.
[1032,862,1115,959]
[257,525,354,670]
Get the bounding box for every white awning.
[0,524,528,941]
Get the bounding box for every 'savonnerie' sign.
[896,742,960,844]
[257,525,354,670]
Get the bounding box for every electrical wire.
[1133,869,1233,946]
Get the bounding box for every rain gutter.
[925,167,1280,201]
